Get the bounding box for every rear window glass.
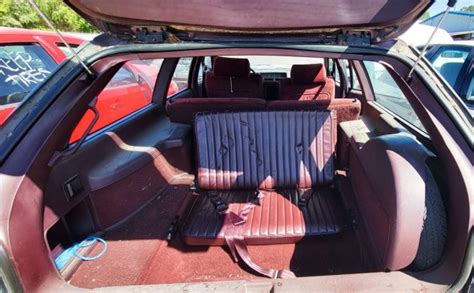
[0,44,57,126]
[430,47,470,88]
[0,43,56,106]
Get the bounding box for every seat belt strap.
[222,191,296,279]
[225,235,296,279]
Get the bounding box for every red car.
[0,27,83,125]
[0,27,179,142]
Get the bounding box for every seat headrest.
[213,57,251,77]
[290,64,327,84]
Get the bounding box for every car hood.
[66,0,433,45]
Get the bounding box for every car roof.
[453,40,474,47]
[0,26,84,44]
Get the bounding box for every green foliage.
[0,0,97,33]
[460,5,474,12]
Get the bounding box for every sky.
[427,0,473,16]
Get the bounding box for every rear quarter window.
[364,61,425,131]
[69,59,163,143]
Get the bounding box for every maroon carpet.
[70,183,370,288]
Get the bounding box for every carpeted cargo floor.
[69,181,370,288]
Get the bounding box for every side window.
[364,61,425,131]
[197,57,212,84]
[341,60,361,91]
[430,47,470,88]
[466,72,474,103]
[0,43,57,125]
[328,59,340,83]
[56,43,80,57]
[168,57,192,96]
[108,67,137,87]
[351,65,361,90]
[69,59,163,143]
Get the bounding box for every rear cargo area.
[69,176,373,288]
[40,56,446,288]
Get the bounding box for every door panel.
[44,108,193,244]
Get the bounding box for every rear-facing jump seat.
[182,110,342,278]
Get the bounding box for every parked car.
[0,27,179,142]
[0,1,472,292]
[0,27,83,125]
[424,41,474,115]
[398,23,454,47]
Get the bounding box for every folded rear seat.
[165,97,266,124]
[166,98,361,125]
[182,111,342,278]
[267,98,361,124]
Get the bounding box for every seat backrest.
[205,57,263,98]
[165,97,267,124]
[195,111,336,190]
[278,64,335,100]
[267,98,361,124]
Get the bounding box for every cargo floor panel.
[69,184,370,288]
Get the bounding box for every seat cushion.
[183,188,342,246]
[195,111,336,190]
[267,98,361,124]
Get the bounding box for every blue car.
[425,41,474,115]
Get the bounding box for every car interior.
[8,50,464,290]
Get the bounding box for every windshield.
[224,56,324,74]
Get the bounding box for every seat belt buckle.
[208,192,228,215]
[215,201,228,215]
[166,216,179,241]
[190,181,199,194]
[297,189,310,207]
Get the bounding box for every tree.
[421,11,431,20]
[460,5,474,12]
[0,0,96,33]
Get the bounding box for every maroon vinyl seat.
[278,64,335,100]
[166,98,360,125]
[267,98,361,124]
[184,189,342,246]
[183,111,341,246]
[165,97,266,124]
[205,57,264,98]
